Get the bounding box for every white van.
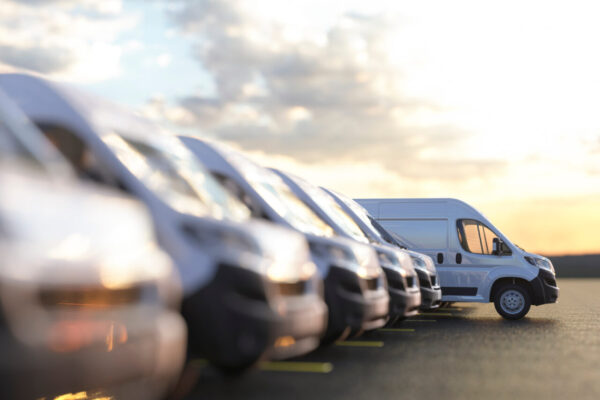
[0,89,186,399]
[356,198,559,319]
[0,73,328,370]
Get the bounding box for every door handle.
[437,253,444,264]
[456,253,462,264]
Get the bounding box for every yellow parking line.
[405,319,437,322]
[335,340,384,348]
[418,312,454,316]
[377,328,415,332]
[259,361,333,373]
[189,358,209,368]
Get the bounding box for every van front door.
[444,219,511,300]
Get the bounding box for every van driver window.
[457,219,499,255]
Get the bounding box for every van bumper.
[530,269,559,305]
[383,268,421,318]
[268,291,328,360]
[420,286,442,310]
[324,266,389,338]
[0,310,186,400]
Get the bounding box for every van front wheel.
[494,284,531,320]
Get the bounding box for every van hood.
[303,233,381,279]
[370,243,415,278]
[179,214,316,284]
[0,167,175,290]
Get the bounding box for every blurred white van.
[0,89,186,399]
[357,198,559,319]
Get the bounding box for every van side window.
[37,124,107,184]
[457,219,502,255]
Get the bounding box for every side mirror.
[492,238,502,256]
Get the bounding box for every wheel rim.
[500,289,525,314]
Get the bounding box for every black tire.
[320,326,351,346]
[348,328,365,339]
[215,359,261,376]
[493,284,531,320]
[384,315,401,327]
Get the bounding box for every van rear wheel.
[494,284,531,320]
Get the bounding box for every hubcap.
[500,289,525,314]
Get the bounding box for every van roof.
[355,198,484,220]
[0,73,164,143]
[179,135,241,179]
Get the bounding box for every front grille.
[544,277,557,287]
[415,269,431,288]
[278,281,307,296]
[365,278,378,290]
[385,270,404,290]
[406,276,415,288]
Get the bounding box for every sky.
[1,0,599,255]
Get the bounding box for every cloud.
[143,94,196,126]
[156,53,172,68]
[11,0,123,15]
[0,45,75,74]
[0,0,135,82]
[166,0,504,180]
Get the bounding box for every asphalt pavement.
[182,279,600,400]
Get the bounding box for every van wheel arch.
[489,277,532,302]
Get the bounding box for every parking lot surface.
[183,279,600,400]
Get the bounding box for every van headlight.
[410,255,427,272]
[410,254,437,275]
[267,261,317,283]
[525,256,555,274]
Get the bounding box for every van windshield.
[291,176,368,243]
[224,151,334,237]
[102,133,250,221]
[388,230,414,249]
[329,192,387,242]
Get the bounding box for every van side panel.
[379,200,448,219]
[379,219,448,251]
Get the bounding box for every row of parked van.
[0,73,559,399]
